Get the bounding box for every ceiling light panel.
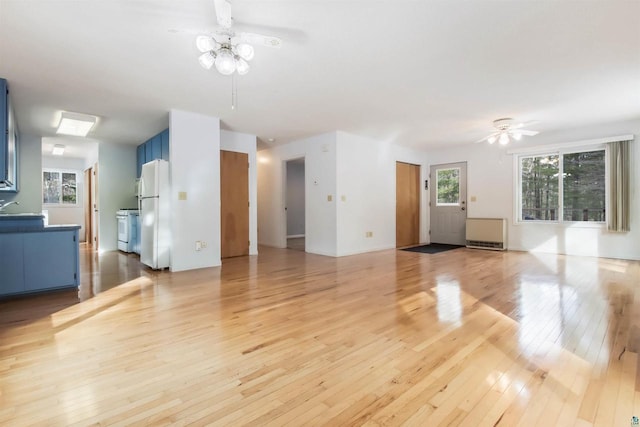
[57,112,97,137]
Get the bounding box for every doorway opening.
[285,158,305,251]
[396,161,421,248]
[429,161,467,245]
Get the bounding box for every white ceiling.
[1,0,639,151]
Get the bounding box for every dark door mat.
[401,243,464,254]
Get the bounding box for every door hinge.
[428,201,431,207]
[429,229,431,235]
[73,235,76,242]
[248,240,250,246]
[74,273,77,279]
[248,201,250,207]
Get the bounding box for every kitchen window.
[43,170,77,205]
[518,148,606,223]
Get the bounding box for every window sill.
[514,220,605,229]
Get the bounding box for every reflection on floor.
[287,237,305,251]
[78,243,148,301]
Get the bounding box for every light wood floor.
[1,245,639,426]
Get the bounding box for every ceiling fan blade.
[237,32,283,48]
[475,132,498,143]
[514,120,540,129]
[518,130,539,136]
[214,0,233,29]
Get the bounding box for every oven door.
[117,215,129,243]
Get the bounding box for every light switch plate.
[327,195,333,202]
[178,191,187,201]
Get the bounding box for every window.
[518,149,605,223]
[43,170,77,205]
[436,167,460,205]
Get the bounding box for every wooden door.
[84,168,92,243]
[430,162,467,245]
[396,162,420,248]
[91,163,99,249]
[221,150,249,258]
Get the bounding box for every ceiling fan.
[476,118,539,145]
[195,0,282,76]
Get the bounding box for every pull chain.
[231,74,237,110]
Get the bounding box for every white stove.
[116,209,139,253]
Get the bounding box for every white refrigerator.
[139,159,170,269]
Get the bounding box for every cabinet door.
[0,233,24,295]
[136,144,144,178]
[160,129,170,161]
[143,140,151,163]
[151,135,162,160]
[24,231,77,291]
[0,79,7,184]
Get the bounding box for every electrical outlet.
[366,231,373,238]
[201,241,207,249]
[327,195,333,202]
[195,241,202,251]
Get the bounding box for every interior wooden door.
[396,162,420,248]
[221,150,249,258]
[84,168,92,244]
[91,163,99,249]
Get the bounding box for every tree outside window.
[43,170,77,205]
[519,150,605,222]
[437,168,460,205]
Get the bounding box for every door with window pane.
[430,162,467,245]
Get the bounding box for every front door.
[430,162,467,245]
[220,150,249,258]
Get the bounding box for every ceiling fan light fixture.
[198,51,216,70]
[236,58,250,75]
[487,135,497,144]
[499,133,510,145]
[215,48,236,75]
[235,43,254,61]
[196,35,217,53]
[512,132,522,141]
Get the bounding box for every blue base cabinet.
[0,228,80,297]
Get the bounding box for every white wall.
[0,133,42,213]
[258,130,429,257]
[98,142,138,251]
[220,129,258,255]
[42,155,86,240]
[258,132,338,256]
[285,160,305,237]
[335,131,429,256]
[170,109,221,271]
[427,118,640,260]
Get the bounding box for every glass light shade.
[236,58,250,75]
[235,43,254,61]
[198,52,215,70]
[512,132,522,141]
[196,36,217,53]
[499,133,510,145]
[215,49,236,75]
[487,135,497,144]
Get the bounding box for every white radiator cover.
[466,218,507,250]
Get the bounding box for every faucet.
[0,201,19,211]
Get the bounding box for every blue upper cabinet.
[0,79,7,184]
[0,78,18,192]
[150,134,161,160]
[136,144,144,178]
[161,129,170,161]
[136,128,169,178]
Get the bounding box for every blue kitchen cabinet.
[161,129,169,161]
[0,233,25,295]
[0,77,18,191]
[0,79,7,184]
[150,134,162,160]
[0,226,80,297]
[136,128,170,177]
[136,144,144,178]
[24,229,78,291]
